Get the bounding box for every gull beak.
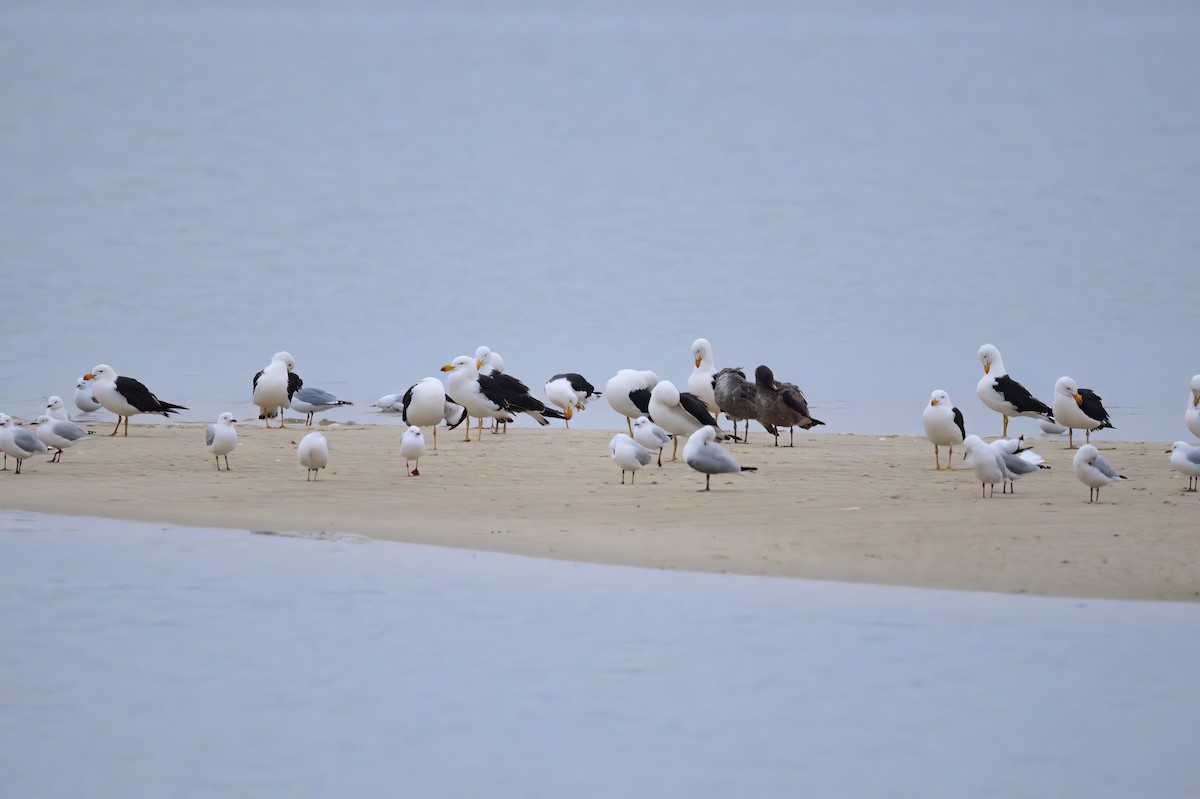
[475,359,483,369]
[1194,396,1199,407]
[930,399,938,406]
[983,363,990,375]
[83,373,95,380]
[440,364,454,372]
[694,357,702,368]
[1074,393,1083,406]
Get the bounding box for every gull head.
[978,344,1000,375]
[929,389,951,407]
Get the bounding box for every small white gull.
[1073,444,1126,503]
[962,435,1007,498]
[0,414,49,474]
[205,412,238,471]
[683,427,757,491]
[35,415,90,463]
[632,416,671,467]
[74,377,102,413]
[298,432,329,481]
[1167,441,1200,492]
[399,426,427,476]
[290,386,353,426]
[609,433,653,485]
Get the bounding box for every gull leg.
[621,470,626,485]
[703,474,711,491]
[15,459,21,474]
[1085,429,1091,444]
[671,435,678,462]
[934,444,941,470]
[1068,428,1074,449]
[110,416,122,436]
[744,419,750,443]
[225,455,231,470]
[215,455,220,470]
[124,416,130,436]
[773,431,779,447]
[947,445,954,471]
[657,448,662,468]
[631,471,636,485]
[432,427,437,451]
[789,427,795,447]
[1002,416,1009,438]
[626,418,633,436]
[463,415,471,442]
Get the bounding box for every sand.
[2,418,1197,601]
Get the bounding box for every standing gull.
[475,346,508,432]
[85,364,187,436]
[1168,441,1200,492]
[252,352,302,428]
[400,377,465,450]
[609,433,653,485]
[962,435,1007,498]
[687,338,719,417]
[922,390,966,470]
[604,369,658,435]
[74,377,102,413]
[298,432,329,481]
[440,356,515,441]
[1052,376,1114,449]
[544,373,601,429]
[400,426,426,476]
[1073,444,1126,503]
[632,416,671,467]
[35,415,90,463]
[205,412,238,470]
[648,380,725,462]
[990,436,1050,494]
[290,386,354,426]
[976,344,1054,437]
[1186,375,1200,440]
[0,414,49,474]
[45,396,71,422]
[683,427,757,491]
[754,365,824,447]
[713,367,773,444]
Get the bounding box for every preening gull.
[74,377,102,413]
[45,396,71,422]
[290,386,354,426]
[399,426,426,476]
[683,427,757,491]
[1073,444,1126,503]
[754,365,824,447]
[713,367,773,444]
[648,380,726,462]
[1167,441,1200,492]
[298,432,329,481]
[687,338,719,417]
[1052,376,1114,449]
[1186,375,1200,439]
[35,415,90,463]
[609,433,653,485]
[205,412,238,471]
[962,435,1007,498]
[475,346,505,376]
[922,390,965,470]
[632,415,671,467]
[975,344,1054,437]
[252,352,302,428]
[84,364,187,436]
[544,373,601,429]
[604,369,658,435]
[990,436,1050,494]
[0,414,49,474]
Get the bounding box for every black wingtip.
[740,466,758,472]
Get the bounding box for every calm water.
[2,1,1197,438]
[2,511,1198,797]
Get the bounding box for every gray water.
[2,511,1198,798]
[2,1,1197,438]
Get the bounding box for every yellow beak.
[983,363,990,375]
[1194,396,1199,407]
[930,399,938,406]
[475,359,483,369]
[694,357,702,368]
[83,373,95,380]
[440,364,454,372]
[1074,393,1083,405]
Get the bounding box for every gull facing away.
[1186,375,1200,440]
[604,369,658,435]
[962,435,1007,498]
[85,364,187,437]
[683,427,757,491]
[713,367,774,444]
[400,377,467,450]
[609,433,653,485]
[687,338,719,417]
[0,414,49,474]
[1052,376,1114,449]
[252,352,303,428]
[35,415,90,463]
[400,426,426,476]
[754,365,824,447]
[632,416,671,467]
[74,377,102,413]
[298,432,329,481]
[922,390,965,470]
[975,344,1054,437]
[648,380,727,462]
[205,412,238,471]
[991,436,1050,494]
[1073,444,1126,503]
[544,373,602,429]
[290,386,354,426]
[1168,441,1200,492]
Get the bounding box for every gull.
[544,373,601,429]
[609,433,653,485]
[35,415,90,463]
[1186,375,1200,440]
[475,346,505,376]
[441,356,515,441]
[976,344,1054,437]
[400,377,467,450]
[290,386,354,426]
[922,390,966,470]
[374,393,404,412]
[648,380,726,462]
[713,367,773,444]
[0,414,49,474]
[85,364,187,436]
[686,338,719,417]
[1073,444,1126,503]
[298,432,329,481]
[683,427,757,491]
[74,377,102,413]
[252,352,302,428]
[962,435,1007,498]
[1052,376,1114,448]
[632,416,671,467]
[754,365,824,446]
[400,426,426,476]
[1167,441,1200,492]
[45,396,71,422]
[205,412,238,470]
[991,436,1050,494]
[604,369,658,435]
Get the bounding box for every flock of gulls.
[1,340,1199,500]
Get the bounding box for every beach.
[4,420,1196,601]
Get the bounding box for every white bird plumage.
[922,390,965,470]
[648,380,723,462]
[0,413,49,474]
[74,377,102,413]
[399,426,426,476]
[45,396,71,422]
[205,412,238,470]
[962,434,1007,498]
[975,344,1055,437]
[682,426,756,491]
[35,414,90,463]
[632,416,670,467]
[604,369,658,435]
[609,433,653,485]
[1073,444,1126,503]
[298,432,329,481]
[686,338,718,416]
[1167,441,1200,492]
[252,352,298,428]
[1186,375,1200,440]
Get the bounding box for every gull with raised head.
[85,364,187,436]
[632,416,671,467]
[205,412,238,470]
[976,344,1054,437]
[400,426,426,476]
[35,415,90,463]
[687,338,719,417]
[922,390,965,470]
[0,414,49,474]
[1167,441,1200,492]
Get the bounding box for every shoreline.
[3,421,1197,601]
